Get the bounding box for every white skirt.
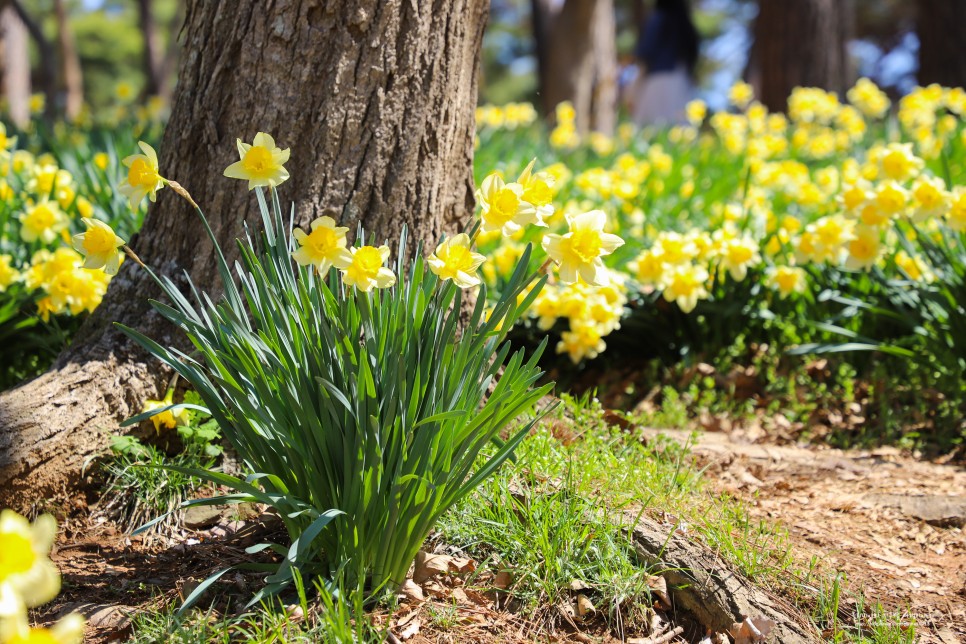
[632,65,693,127]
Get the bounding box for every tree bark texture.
[0,4,30,127]
[0,0,488,510]
[54,0,84,120]
[751,0,854,113]
[916,0,966,88]
[532,0,617,134]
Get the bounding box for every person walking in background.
[631,0,700,126]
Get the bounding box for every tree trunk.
[532,0,617,134]
[0,4,30,127]
[590,0,617,135]
[137,0,165,98]
[53,0,83,120]
[916,0,966,88]
[751,0,854,112]
[10,0,56,120]
[0,0,487,511]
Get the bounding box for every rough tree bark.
[531,0,617,134]
[0,0,487,510]
[916,0,966,88]
[0,4,30,127]
[750,0,854,112]
[53,0,84,120]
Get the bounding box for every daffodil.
[728,81,754,109]
[0,255,20,292]
[947,188,966,231]
[0,601,84,644]
[427,234,485,288]
[517,159,556,222]
[542,210,624,285]
[292,216,352,273]
[141,388,189,433]
[119,141,165,209]
[0,123,17,155]
[0,511,60,611]
[477,174,539,236]
[224,132,290,190]
[910,175,949,221]
[766,266,808,299]
[895,250,934,282]
[72,218,126,275]
[628,248,666,286]
[556,322,606,364]
[341,245,395,292]
[661,263,709,313]
[718,236,761,281]
[845,225,883,271]
[685,99,707,125]
[18,200,68,244]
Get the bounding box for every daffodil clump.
[88,132,561,604]
[472,77,966,367]
[0,510,85,644]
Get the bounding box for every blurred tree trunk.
[138,0,166,99]
[53,0,83,119]
[10,0,55,120]
[0,0,487,510]
[590,0,617,135]
[750,0,854,112]
[0,4,30,127]
[532,0,617,134]
[917,0,966,88]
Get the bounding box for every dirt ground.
[35,421,966,643]
[649,427,966,644]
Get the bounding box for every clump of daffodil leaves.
[77,132,623,608]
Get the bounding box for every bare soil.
[33,417,966,643]
[651,427,966,644]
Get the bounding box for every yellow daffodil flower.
[517,159,556,222]
[661,263,709,313]
[946,188,966,231]
[341,245,395,292]
[845,225,883,271]
[766,266,808,299]
[223,132,290,190]
[427,233,485,288]
[557,322,606,364]
[910,175,949,221]
[728,81,754,110]
[72,218,126,275]
[0,123,17,154]
[0,255,20,292]
[119,141,165,209]
[141,389,189,433]
[542,210,624,285]
[477,174,539,236]
[18,200,68,244]
[718,236,761,281]
[0,511,60,613]
[0,600,85,644]
[292,216,352,273]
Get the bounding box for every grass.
[124,393,917,643]
[128,575,385,643]
[99,437,212,534]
